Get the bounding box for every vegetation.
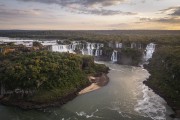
[0,51,108,103]
[0,30,180,45]
[33,41,43,47]
[118,48,143,65]
[145,46,180,110]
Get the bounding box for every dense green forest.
[0,51,108,103]
[145,46,180,111]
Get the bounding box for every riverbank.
[0,83,90,110]
[144,80,180,118]
[143,46,180,119]
[0,73,109,110]
[79,74,109,95]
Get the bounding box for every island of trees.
[0,51,109,109]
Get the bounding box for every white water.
[144,43,156,61]
[111,50,118,62]
[50,45,75,53]
[134,79,169,120]
[116,43,122,48]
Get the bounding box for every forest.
[0,51,108,103]
[0,30,180,45]
[145,46,180,114]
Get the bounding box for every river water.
[0,62,175,120]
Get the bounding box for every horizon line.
[0,29,180,31]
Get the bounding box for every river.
[0,62,175,120]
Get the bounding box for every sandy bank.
[79,74,109,95]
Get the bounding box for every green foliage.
[0,51,108,102]
[0,30,180,46]
[146,46,180,107]
[33,41,42,47]
[57,40,71,45]
[119,48,143,66]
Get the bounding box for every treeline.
[0,51,108,103]
[0,30,180,45]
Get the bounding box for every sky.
[0,0,180,30]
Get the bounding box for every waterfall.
[131,43,136,49]
[95,49,102,56]
[116,43,122,48]
[111,50,118,62]
[91,43,95,49]
[95,49,98,56]
[87,43,91,49]
[86,43,95,56]
[90,49,93,56]
[144,43,156,61]
[81,49,85,55]
[88,49,93,56]
[97,44,100,49]
[72,44,76,51]
[100,44,104,47]
[100,50,102,55]
[139,44,142,49]
[95,49,100,56]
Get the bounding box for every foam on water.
[134,84,167,120]
[76,109,102,119]
[103,106,132,119]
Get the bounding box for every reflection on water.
[0,62,174,120]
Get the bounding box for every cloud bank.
[18,0,136,16]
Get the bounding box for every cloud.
[155,17,180,23]
[75,8,137,16]
[0,8,42,18]
[170,7,180,16]
[138,6,180,24]
[18,0,137,16]
[0,4,48,23]
[160,6,180,16]
[139,17,153,21]
[0,3,5,7]
[139,17,180,24]
[18,0,126,7]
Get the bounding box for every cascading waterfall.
[72,44,76,51]
[95,49,98,56]
[131,43,136,49]
[81,49,85,55]
[95,43,102,57]
[90,49,94,56]
[87,43,93,56]
[95,49,100,56]
[138,44,142,49]
[116,43,122,48]
[87,43,91,49]
[2,38,157,64]
[143,43,156,61]
[96,44,100,49]
[111,50,118,62]
[91,43,96,49]
[100,50,102,55]
[88,49,93,56]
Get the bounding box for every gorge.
[0,31,179,120]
